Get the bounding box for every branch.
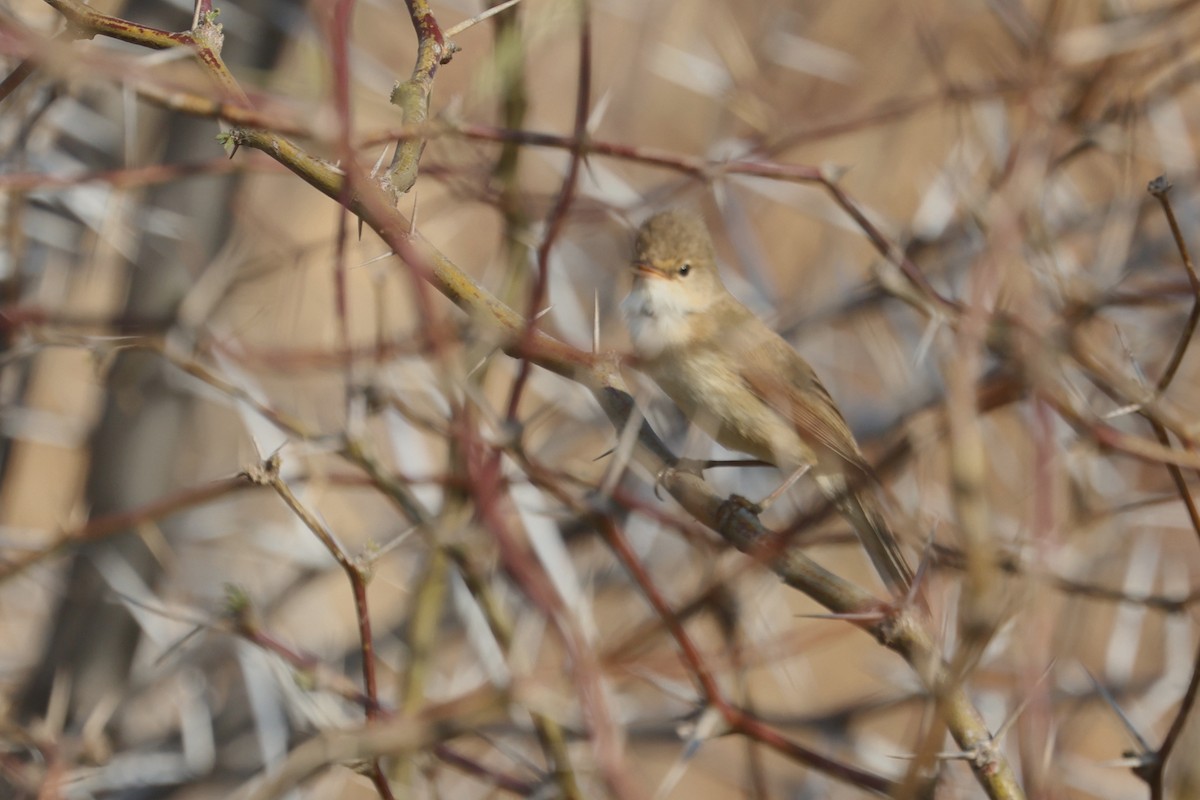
[383,0,455,196]
[36,3,1029,795]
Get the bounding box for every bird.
[621,208,914,596]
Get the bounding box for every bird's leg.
[653,457,776,500]
[753,464,811,513]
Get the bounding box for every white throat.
[621,278,696,358]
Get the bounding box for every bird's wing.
[737,334,868,471]
[739,334,915,594]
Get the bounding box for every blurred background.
[3,0,1200,797]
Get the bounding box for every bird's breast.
[640,345,812,469]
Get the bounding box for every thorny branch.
[383,0,456,197]
[15,0,1200,798]
[1129,177,1200,800]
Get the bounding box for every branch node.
[242,453,281,485]
[1147,174,1172,197]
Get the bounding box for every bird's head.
[629,209,725,314]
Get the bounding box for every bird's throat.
[621,279,698,358]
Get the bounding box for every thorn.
[466,349,495,378]
[654,706,728,800]
[370,143,390,179]
[443,0,523,37]
[1082,666,1154,753]
[1105,753,1157,769]
[676,705,726,757]
[906,526,938,607]
[913,315,939,367]
[992,660,1055,741]
[586,89,612,135]
[1102,403,1142,420]
[795,611,889,622]
[820,161,851,183]
[596,402,644,498]
[351,250,398,271]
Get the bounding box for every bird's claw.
[653,458,707,500]
[716,494,763,528]
[726,493,763,515]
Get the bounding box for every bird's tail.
[815,468,915,597]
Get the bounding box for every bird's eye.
[678,262,691,277]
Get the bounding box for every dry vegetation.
[2,0,1200,798]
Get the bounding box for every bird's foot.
[653,457,708,500]
[715,493,763,528]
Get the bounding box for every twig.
[0,476,250,582]
[250,455,384,717]
[1132,176,1200,799]
[503,1,591,423]
[1147,176,1200,395]
[596,514,897,795]
[384,0,453,196]
[34,2,1032,794]
[447,546,584,799]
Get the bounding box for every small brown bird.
[621,209,914,596]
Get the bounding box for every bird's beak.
[632,261,662,279]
